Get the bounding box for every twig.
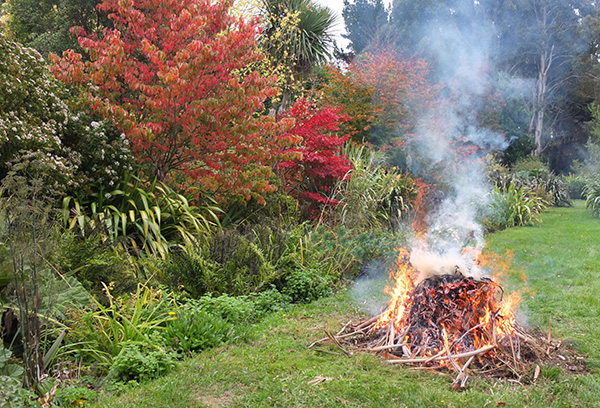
[449,322,486,350]
[547,318,552,355]
[313,349,342,356]
[365,343,404,352]
[388,321,396,346]
[336,320,353,336]
[325,331,352,356]
[509,337,518,368]
[452,356,475,391]
[356,315,380,330]
[445,343,462,372]
[387,345,496,364]
[308,328,367,348]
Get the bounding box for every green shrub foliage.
[109,343,175,382]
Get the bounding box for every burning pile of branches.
[310,249,585,389]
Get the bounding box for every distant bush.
[512,156,550,179]
[563,175,587,200]
[584,177,600,216]
[482,184,548,232]
[527,174,571,207]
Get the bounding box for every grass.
[93,201,600,408]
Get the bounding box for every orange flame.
[373,248,416,330]
[374,246,523,353]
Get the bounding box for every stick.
[356,315,380,330]
[326,331,352,356]
[387,345,496,364]
[509,337,518,368]
[449,322,485,350]
[365,343,404,352]
[546,318,552,355]
[388,322,396,346]
[336,320,353,336]
[308,327,368,348]
[452,356,475,391]
[313,349,342,356]
[445,344,462,372]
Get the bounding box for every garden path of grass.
[95,201,600,408]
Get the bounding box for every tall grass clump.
[482,184,548,232]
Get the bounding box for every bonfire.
[310,247,585,389]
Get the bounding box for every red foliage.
[278,99,352,215]
[52,0,295,204]
[322,50,438,149]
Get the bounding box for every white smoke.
[404,9,510,281]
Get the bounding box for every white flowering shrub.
[0,33,136,197]
[63,115,135,194]
[0,33,79,194]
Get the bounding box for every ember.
[310,248,586,389]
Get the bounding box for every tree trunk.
[530,4,554,157]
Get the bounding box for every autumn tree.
[278,98,351,214]
[321,50,437,162]
[53,0,294,203]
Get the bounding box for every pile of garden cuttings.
[310,274,587,390]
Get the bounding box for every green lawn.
[94,201,600,408]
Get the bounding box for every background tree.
[6,0,110,57]
[259,0,335,113]
[492,0,596,159]
[53,0,294,204]
[321,50,437,167]
[341,0,389,58]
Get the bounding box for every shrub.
[331,144,417,230]
[0,33,78,193]
[0,343,24,379]
[563,175,587,200]
[161,223,304,297]
[584,177,600,216]
[0,376,38,408]
[192,294,257,324]
[57,230,137,300]
[63,175,221,258]
[62,284,173,370]
[162,307,234,354]
[512,156,550,179]
[526,174,571,207]
[53,385,97,408]
[109,343,175,382]
[482,184,548,232]
[303,225,404,280]
[251,288,291,315]
[280,266,333,303]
